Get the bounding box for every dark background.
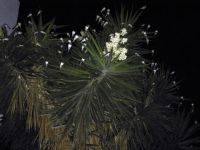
[18,0,200,121]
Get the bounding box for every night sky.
[18,0,200,119]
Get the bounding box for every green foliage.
[0,26,7,38]
[0,6,199,150]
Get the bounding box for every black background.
[18,0,200,122]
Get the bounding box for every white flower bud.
[45,61,48,67]
[171,71,175,74]
[16,44,24,48]
[3,38,9,41]
[96,15,100,21]
[60,62,64,69]
[128,24,133,28]
[85,25,90,31]
[28,21,32,25]
[81,45,85,51]
[17,22,22,28]
[101,7,106,13]
[40,31,46,34]
[73,35,79,41]
[17,32,22,35]
[60,38,64,43]
[68,43,72,51]
[140,6,147,10]
[135,52,140,57]
[36,42,41,47]
[72,31,76,37]
[37,10,42,16]
[27,13,32,18]
[103,22,108,27]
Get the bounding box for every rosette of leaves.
[44,6,154,150]
[0,13,66,149]
[116,69,179,150]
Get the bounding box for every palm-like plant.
[0,5,199,150]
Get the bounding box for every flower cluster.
[105,28,128,61]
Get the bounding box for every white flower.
[114,47,127,61]
[120,28,127,36]
[120,38,128,44]
[105,29,129,61]
[110,36,120,44]
[109,34,114,38]
[119,47,128,53]
[118,52,127,60]
[114,33,120,39]
[106,42,113,52]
